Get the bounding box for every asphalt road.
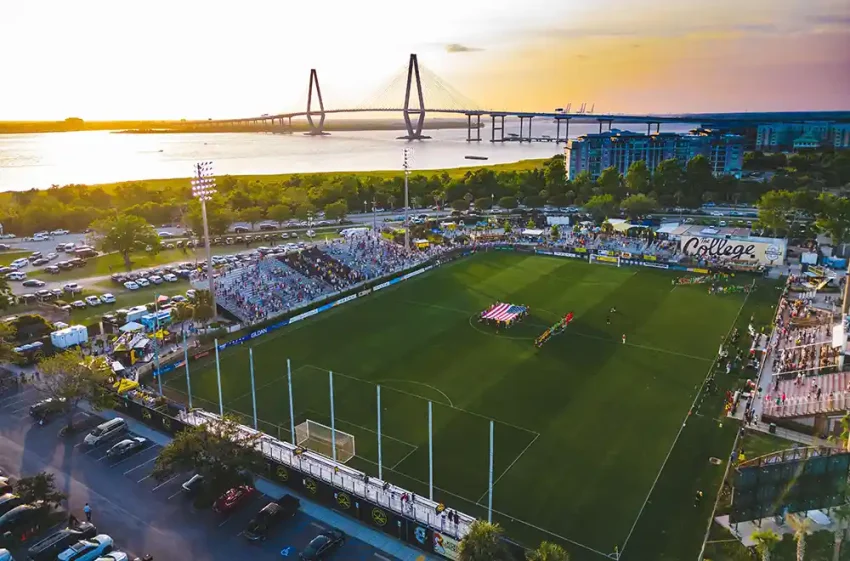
[0,384,398,561]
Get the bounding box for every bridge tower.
[399,54,431,140]
[306,69,328,136]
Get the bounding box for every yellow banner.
[574,247,588,254]
[597,255,618,263]
[693,268,710,274]
[644,255,657,262]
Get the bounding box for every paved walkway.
[87,404,437,561]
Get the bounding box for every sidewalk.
[747,420,836,448]
[86,403,437,561]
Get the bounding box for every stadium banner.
[688,267,711,274]
[332,294,358,308]
[644,254,657,261]
[573,247,588,254]
[553,251,582,259]
[596,255,619,264]
[621,252,632,259]
[408,522,434,553]
[534,250,554,256]
[372,280,392,292]
[433,531,461,560]
[357,289,372,298]
[680,235,786,266]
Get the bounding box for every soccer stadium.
[163,239,779,560]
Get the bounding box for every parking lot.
[0,384,402,561]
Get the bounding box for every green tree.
[498,196,518,210]
[550,224,560,239]
[653,159,685,204]
[524,195,545,208]
[0,322,14,363]
[815,193,850,250]
[585,194,617,222]
[324,200,348,221]
[0,275,10,312]
[451,199,470,211]
[193,289,214,324]
[14,472,66,508]
[789,514,813,561]
[187,197,234,237]
[268,203,292,225]
[463,192,475,205]
[831,504,850,561]
[474,197,493,210]
[685,155,715,205]
[621,194,658,220]
[458,520,509,561]
[526,541,569,561]
[625,160,651,195]
[153,414,264,493]
[597,167,623,199]
[92,213,161,271]
[238,206,264,230]
[756,190,794,236]
[503,221,512,234]
[751,529,780,561]
[31,352,113,430]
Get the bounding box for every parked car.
[212,485,254,514]
[148,275,163,285]
[186,289,197,300]
[46,252,59,261]
[0,478,10,496]
[56,534,113,561]
[0,494,23,517]
[22,279,44,288]
[63,283,82,294]
[57,261,74,270]
[100,293,116,304]
[84,296,101,307]
[27,522,97,561]
[243,495,300,541]
[300,529,345,560]
[10,258,29,269]
[30,397,66,421]
[31,258,49,266]
[6,272,26,281]
[123,281,139,291]
[136,278,150,287]
[163,274,178,283]
[0,502,48,545]
[106,437,147,459]
[71,301,86,310]
[45,265,61,274]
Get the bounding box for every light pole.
[191,161,218,323]
[403,148,413,250]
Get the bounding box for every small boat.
[465,155,489,161]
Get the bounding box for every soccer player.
[622,333,626,344]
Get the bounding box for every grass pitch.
[164,251,767,559]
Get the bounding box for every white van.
[83,417,127,446]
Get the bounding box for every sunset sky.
[1,0,848,120]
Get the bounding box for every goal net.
[295,420,356,464]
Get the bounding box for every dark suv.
[27,522,98,561]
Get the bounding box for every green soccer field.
[163,251,757,558]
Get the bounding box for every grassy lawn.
[81,159,546,195]
[0,250,31,266]
[162,251,775,559]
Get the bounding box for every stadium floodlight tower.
[403,148,413,250]
[191,161,218,323]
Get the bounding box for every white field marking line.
[228,374,291,407]
[110,446,156,467]
[151,473,182,491]
[404,300,473,316]
[298,405,418,451]
[124,456,158,475]
[698,428,743,561]
[375,379,454,408]
[302,364,540,437]
[617,286,753,559]
[475,432,540,504]
[565,330,713,363]
[389,446,419,470]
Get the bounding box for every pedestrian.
[694,490,703,507]
[83,503,92,522]
[622,333,626,345]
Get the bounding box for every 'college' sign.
[680,235,785,265]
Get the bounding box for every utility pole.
[191,162,218,322]
[403,148,412,250]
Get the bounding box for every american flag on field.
[482,303,527,322]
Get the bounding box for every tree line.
[0,149,848,238]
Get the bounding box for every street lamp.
[402,148,413,250]
[191,161,218,323]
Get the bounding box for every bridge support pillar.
[527,116,533,142]
[555,117,571,143]
[399,53,430,140]
[306,69,329,136]
[518,116,525,142]
[656,122,661,133]
[466,114,481,142]
[490,115,505,142]
[598,119,613,134]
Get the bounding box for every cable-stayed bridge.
[182,54,850,143]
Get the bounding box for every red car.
[213,485,254,514]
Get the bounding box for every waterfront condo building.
[563,130,744,180]
[755,121,850,151]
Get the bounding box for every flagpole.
[287,359,295,445]
[249,348,257,430]
[428,401,434,500]
[182,331,192,409]
[488,420,494,523]
[214,339,223,417]
[329,371,337,463]
[377,385,383,480]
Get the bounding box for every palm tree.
[789,514,813,561]
[751,529,780,561]
[458,520,509,561]
[526,541,569,561]
[832,504,850,561]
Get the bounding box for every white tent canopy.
[522,229,545,236]
[119,321,144,333]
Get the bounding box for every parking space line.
[217,515,233,527]
[124,457,157,475]
[151,473,181,491]
[374,554,392,561]
[167,488,185,500]
[309,521,326,530]
[137,473,153,483]
[113,448,157,468]
[0,389,35,405]
[9,404,35,415]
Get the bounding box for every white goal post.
[295,420,356,464]
[589,254,621,267]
